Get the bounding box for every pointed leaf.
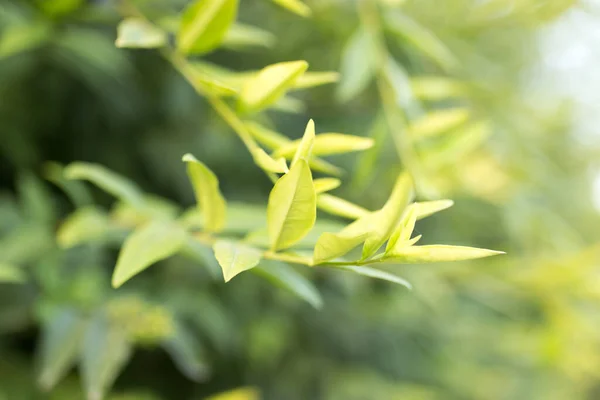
[162,322,210,382]
[293,71,339,89]
[313,230,370,264]
[222,23,275,49]
[274,133,374,158]
[336,27,377,102]
[253,261,322,309]
[64,162,144,208]
[57,207,112,248]
[408,108,471,141]
[386,205,418,252]
[177,0,239,55]
[267,160,316,251]
[271,0,311,17]
[335,265,412,289]
[291,119,315,167]
[0,263,26,283]
[115,18,167,49]
[112,221,187,288]
[182,154,227,232]
[213,240,262,282]
[413,199,454,219]
[252,148,288,174]
[314,178,341,194]
[384,245,505,263]
[316,194,369,220]
[38,309,86,390]
[187,64,239,96]
[238,61,308,113]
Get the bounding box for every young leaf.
[386,205,418,252]
[0,263,26,283]
[112,221,187,288]
[177,0,239,55]
[222,23,275,49]
[187,64,239,97]
[413,199,454,219]
[336,27,378,102]
[291,119,315,167]
[115,18,167,49]
[314,178,341,194]
[57,206,112,248]
[317,194,369,220]
[80,316,131,400]
[252,148,288,174]
[313,230,371,264]
[64,162,145,208]
[271,0,311,17]
[182,154,227,232]
[293,71,340,89]
[38,309,86,390]
[213,240,262,282]
[362,173,414,259]
[274,133,374,158]
[335,265,412,289]
[384,245,505,263]
[267,160,316,251]
[162,322,210,382]
[408,108,471,141]
[238,61,308,113]
[253,261,323,309]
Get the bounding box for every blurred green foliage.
[1,0,600,399]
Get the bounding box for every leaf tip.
[182,153,198,163]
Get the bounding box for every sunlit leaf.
[0,23,49,59]
[252,148,288,174]
[384,245,505,263]
[222,23,275,49]
[38,309,86,390]
[334,265,412,289]
[253,261,322,308]
[177,0,239,55]
[182,154,227,232]
[386,204,418,252]
[410,76,468,101]
[274,133,374,158]
[0,263,26,283]
[112,221,187,288]
[316,194,369,220]
[413,199,454,219]
[267,160,316,251]
[80,316,131,400]
[293,71,340,89]
[57,207,112,248]
[313,229,370,264]
[162,322,210,382]
[291,119,315,167]
[408,108,471,141]
[187,64,239,97]
[213,240,262,282]
[206,387,260,400]
[64,162,145,208]
[115,18,167,49]
[271,0,311,17]
[336,27,377,102]
[314,178,341,194]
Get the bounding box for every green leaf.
[187,64,239,97]
[112,221,187,288]
[384,245,505,263]
[177,0,239,55]
[267,160,316,251]
[43,161,93,207]
[362,172,414,260]
[0,263,26,283]
[182,154,227,232]
[206,387,260,400]
[180,237,221,279]
[291,119,315,167]
[222,23,275,49]
[316,194,369,220]
[408,108,471,141]
[271,0,311,17]
[38,309,86,390]
[115,18,167,49]
[80,316,131,400]
[413,199,454,219]
[293,71,340,89]
[410,76,468,101]
[274,133,374,159]
[238,60,308,113]
[57,207,113,248]
[314,178,341,194]
[271,95,306,114]
[213,240,262,282]
[0,23,49,59]
[335,265,412,289]
[252,148,288,174]
[17,171,56,223]
[336,27,377,102]
[384,13,458,72]
[64,162,145,208]
[384,56,421,119]
[253,261,322,309]
[313,229,371,264]
[386,204,418,252]
[162,322,210,382]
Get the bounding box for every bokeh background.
[1,0,600,399]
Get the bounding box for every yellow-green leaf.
[238,60,308,113]
[188,64,239,96]
[314,178,341,194]
[177,0,239,55]
[317,194,369,220]
[313,230,370,264]
[408,108,471,141]
[384,245,505,263]
[206,387,260,400]
[335,265,412,289]
[252,148,288,174]
[182,154,227,232]
[0,263,26,283]
[336,27,377,102]
[57,206,112,248]
[115,18,167,49]
[111,221,187,288]
[293,71,339,89]
[213,240,262,282]
[386,205,418,252]
[413,199,454,219]
[274,133,374,158]
[291,119,315,167]
[267,160,316,251]
[271,0,311,17]
[222,23,275,49]
[410,76,468,101]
